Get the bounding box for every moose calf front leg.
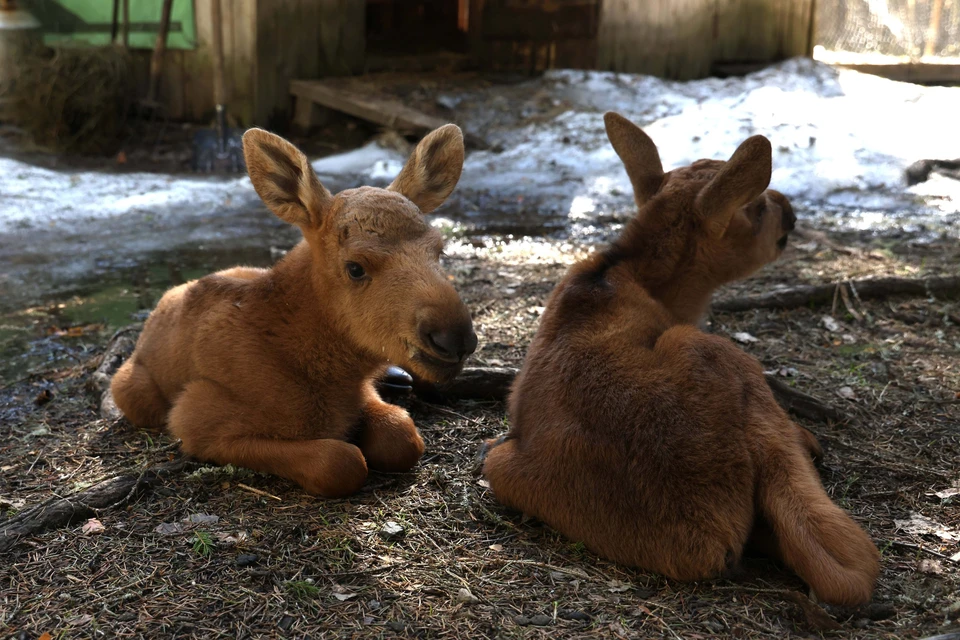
[356,382,424,472]
[168,380,368,497]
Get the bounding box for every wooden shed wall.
[131,0,255,124]
[138,0,362,127]
[597,0,816,79]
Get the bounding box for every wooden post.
[924,0,944,57]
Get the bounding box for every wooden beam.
[289,79,488,148]
[835,62,960,85]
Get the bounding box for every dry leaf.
[488,544,503,552]
[895,513,960,543]
[838,386,856,400]
[81,518,105,535]
[185,513,220,525]
[932,488,960,501]
[66,614,93,627]
[821,315,841,332]
[607,580,632,593]
[155,522,185,535]
[333,592,358,602]
[0,496,25,509]
[918,559,943,575]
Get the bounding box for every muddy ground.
[1,215,959,639]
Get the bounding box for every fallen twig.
[0,458,196,553]
[713,275,960,313]
[763,375,844,423]
[236,482,282,502]
[433,366,518,401]
[889,540,960,564]
[434,367,845,424]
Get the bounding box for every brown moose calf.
[481,113,880,606]
[111,125,477,497]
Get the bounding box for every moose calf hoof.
[472,434,509,476]
[376,366,414,398]
[303,443,368,498]
[359,404,424,472]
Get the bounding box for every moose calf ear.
[243,128,332,228]
[604,112,664,205]
[389,124,464,213]
[695,135,772,237]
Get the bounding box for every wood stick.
[0,459,195,553]
[236,482,282,502]
[713,275,960,313]
[434,366,845,424]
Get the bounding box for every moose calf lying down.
[481,113,880,606]
[112,125,477,497]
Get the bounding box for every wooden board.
[289,78,488,148]
[598,0,815,80]
[835,63,960,85]
[473,0,601,71]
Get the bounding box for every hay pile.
[7,45,135,154]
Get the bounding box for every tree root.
[434,366,845,424]
[0,458,195,553]
[713,275,960,313]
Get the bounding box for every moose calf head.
[604,112,796,313]
[243,125,477,382]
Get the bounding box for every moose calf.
[481,113,880,606]
[112,125,477,497]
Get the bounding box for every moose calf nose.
[420,324,478,363]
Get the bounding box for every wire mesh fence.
[817,0,959,59]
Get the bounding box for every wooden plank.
[289,78,447,132]
[597,0,714,79]
[597,0,815,80]
[182,0,215,121]
[289,79,488,148]
[227,0,257,125]
[835,63,960,85]
[481,1,600,41]
[254,0,365,127]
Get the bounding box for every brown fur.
[111,125,477,497]
[481,113,880,606]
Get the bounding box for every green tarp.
[24,0,197,50]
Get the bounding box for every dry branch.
[713,275,960,313]
[0,458,194,553]
[764,375,843,423]
[436,366,518,400]
[436,366,844,424]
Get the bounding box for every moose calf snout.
[419,320,478,363]
[770,191,796,233]
[782,202,797,233]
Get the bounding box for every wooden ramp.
[290,77,488,148]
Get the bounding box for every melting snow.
[1,58,957,239]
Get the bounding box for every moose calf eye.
[346,262,366,280]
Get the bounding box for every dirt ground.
[1,219,959,639]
